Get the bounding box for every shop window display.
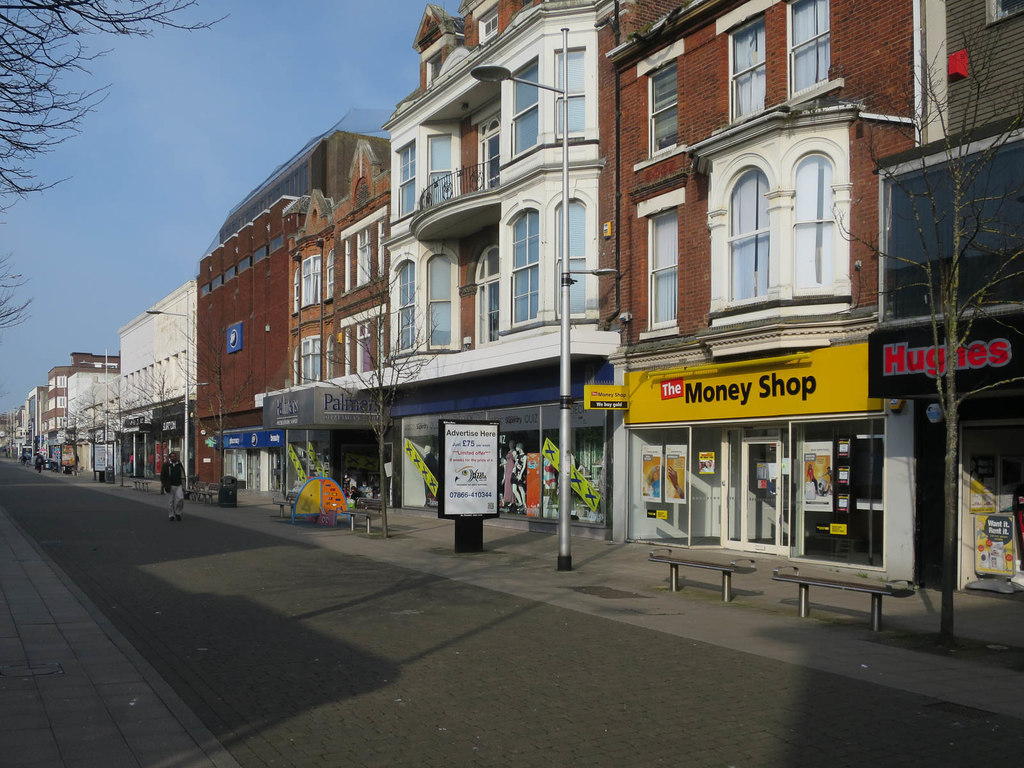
[399,405,607,525]
[794,418,884,565]
[628,428,690,543]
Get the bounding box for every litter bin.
[218,475,238,507]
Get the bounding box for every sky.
[0,0,443,413]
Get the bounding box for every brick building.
[602,0,918,577]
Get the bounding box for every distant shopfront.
[623,344,913,574]
[263,385,379,496]
[392,364,612,530]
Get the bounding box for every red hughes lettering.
[882,339,1012,378]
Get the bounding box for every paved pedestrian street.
[3,466,1024,767]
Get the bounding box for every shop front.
[623,344,914,575]
[218,429,285,492]
[393,365,612,532]
[263,386,378,496]
[868,320,1024,589]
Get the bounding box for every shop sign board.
[437,420,500,519]
[263,386,374,429]
[217,430,285,449]
[868,319,1024,398]
[584,385,628,410]
[625,344,880,424]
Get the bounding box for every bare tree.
[194,320,254,478]
[0,253,30,329]
[873,30,1024,644]
[342,268,436,538]
[0,1,217,204]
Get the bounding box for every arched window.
[512,210,540,323]
[292,267,299,313]
[794,155,834,288]
[301,254,321,307]
[477,246,500,343]
[397,261,416,351]
[326,248,335,298]
[556,200,586,314]
[427,255,452,347]
[729,169,770,300]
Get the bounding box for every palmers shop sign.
[626,344,881,425]
[868,321,1023,398]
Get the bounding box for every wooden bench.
[133,479,152,492]
[771,566,915,632]
[648,548,756,602]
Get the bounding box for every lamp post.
[146,291,192,492]
[473,27,577,571]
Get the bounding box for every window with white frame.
[732,18,766,119]
[512,210,540,323]
[301,336,321,382]
[480,118,501,188]
[480,8,498,42]
[993,0,1024,20]
[794,155,834,289]
[399,142,416,216]
[513,61,540,155]
[344,240,352,292]
[397,261,416,351]
[791,0,830,93]
[326,248,335,297]
[555,49,585,136]
[325,334,335,379]
[477,246,500,343]
[301,255,321,307]
[293,268,299,312]
[358,323,372,372]
[650,63,678,152]
[556,200,587,314]
[729,169,771,300]
[649,209,678,326]
[293,346,301,383]
[427,135,453,203]
[357,230,371,285]
[428,256,453,347]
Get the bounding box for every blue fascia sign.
[226,321,244,354]
[217,429,284,449]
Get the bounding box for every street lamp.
[146,290,193,491]
[473,27,580,571]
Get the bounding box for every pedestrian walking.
[34,453,43,473]
[161,451,185,521]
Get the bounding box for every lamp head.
[471,64,512,83]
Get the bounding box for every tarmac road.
[3,465,1024,767]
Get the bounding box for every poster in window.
[698,451,716,474]
[975,513,1015,577]
[838,439,850,458]
[837,494,849,512]
[664,445,687,503]
[641,445,664,502]
[802,441,833,511]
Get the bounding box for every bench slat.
[771,567,914,631]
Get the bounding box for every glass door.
[728,434,786,554]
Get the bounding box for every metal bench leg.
[870,594,882,632]
[669,563,680,592]
[798,584,810,617]
[722,572,733,602]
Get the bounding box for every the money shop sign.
[626,344,880,424]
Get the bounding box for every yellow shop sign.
[625,344,881,424]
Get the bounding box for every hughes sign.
[868,321,1023,398]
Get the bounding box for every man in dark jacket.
[161,451,185,521]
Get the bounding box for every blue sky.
[0,0,437,412]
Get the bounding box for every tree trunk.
[939,330,960,646]
[378,434,389,538]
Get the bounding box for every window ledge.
[787,78,845,107]
[634,144,688,173]
[639,326,677,341]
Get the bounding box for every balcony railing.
[419,160,501,210]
